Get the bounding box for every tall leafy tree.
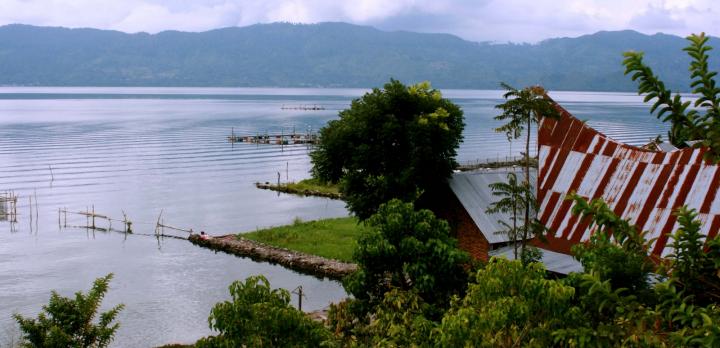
[493,83,559,256]
[623,32,720,161]
[310,79,464,220]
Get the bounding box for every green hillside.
[0,23,717,91]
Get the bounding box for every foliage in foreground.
[310,79,465,220]
[323,196,720,347]
[623,32,720,161]
[14,274,124,348]
[196,275,330,348]
[343,199,471,317]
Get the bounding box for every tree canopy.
[311,79,464,219]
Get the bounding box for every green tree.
[494,83,560,253]
[437,259,576,348]
[623,32,720,161]
[310,79,465,220]
[14,274,123,348]
[196,275,331,348]
[364,289,436,347]
[664,207,720,305]
[486,172,525,259]
[344,199,470,316]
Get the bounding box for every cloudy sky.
[0,0,717,43]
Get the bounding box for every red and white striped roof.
[537,103,720,257]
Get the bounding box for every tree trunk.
[513,201,518,259]
[522,116,531,258]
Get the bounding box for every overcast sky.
[0,0,717,43]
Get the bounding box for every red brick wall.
[423,185,491,261]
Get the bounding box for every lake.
[0,87,668,346]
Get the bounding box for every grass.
[241,217,365,262]
[283,178,341,196]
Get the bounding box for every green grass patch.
[240,217,364,262]
[284,178,341,196]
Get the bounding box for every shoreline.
[188,234,357,280]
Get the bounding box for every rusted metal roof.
[537,103,720,257]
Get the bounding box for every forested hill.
[1,22,718,91]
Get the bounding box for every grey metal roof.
[489,245,584,275]
[657,141,677,152]
[447,167,537,244]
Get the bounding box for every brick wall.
[423,185,491,261]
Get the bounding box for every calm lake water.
[0,87,668,347]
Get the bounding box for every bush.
[13,274,124,348]
[195,275,331,348]
[437,259,576,348]
[343,199,470,316]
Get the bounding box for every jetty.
[281,104,325,110]
[0,190,18,222]
[227,128,320,145]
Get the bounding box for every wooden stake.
[155,209,164,236]
[292,286,304,311]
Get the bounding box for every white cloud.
[0,0,717,42]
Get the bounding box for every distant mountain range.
[0,22,718,91]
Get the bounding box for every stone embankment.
[189,234,356,280]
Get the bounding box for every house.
[536,103,720,257]
[431,167,582,274]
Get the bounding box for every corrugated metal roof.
[489,245,584,275]
[538,103,720,257]
[448,168,537,244]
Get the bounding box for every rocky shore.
[189,234,357,280]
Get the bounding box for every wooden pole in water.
[34,190,38,222]
[155,209,164,236]
[292,286,304,311]
[92,205,95,229]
